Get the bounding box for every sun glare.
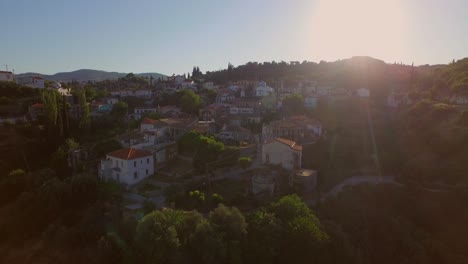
[309,0,408,61]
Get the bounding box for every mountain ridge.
[15,69,166,82]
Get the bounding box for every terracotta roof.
[107,148,152,160]
[31,103,45,108]
[141,117,159,125]
[266,137,302,151]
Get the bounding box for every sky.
[1,0,467,75]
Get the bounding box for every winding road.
[322,175,400,200]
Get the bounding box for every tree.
[282,93,305,115]
[180,90,201,114]
[110,101,128,120]
[84,87,97,101]
[208,204,247,263]
[77,89,90,130]
[238,157,252,170]
[7,169,26,177]
[269,195,329,262]
[50,138,79,176]
[94,139,122,157]
[187,218,226,264]
[189,190,206,209]
[245,195,332,263]
[134,209,183,263]
[205,89,217,105]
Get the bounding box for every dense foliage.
[178,131,225,171]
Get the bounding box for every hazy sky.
[1,0,467,75]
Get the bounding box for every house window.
[140,160,143,164]
[134,161,136,167]
[134,172,138,179]
[120,161,123,167]
[147,158,150,164]
[146,169,148,175]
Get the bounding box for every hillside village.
[1,57,468,263]
[2,58,468,204]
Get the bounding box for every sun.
[309,0,408,61]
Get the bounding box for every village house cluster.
[2,68,423,194]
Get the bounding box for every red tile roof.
[141,117,159,125]
[266,137,303,151]
[107,148,152,160]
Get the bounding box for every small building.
[102,97,119,105]
[255,81,274,97]
[218,124,252,143]
[203,82,215,90]
[17,76,45,89]
[0,71,15,82]
[304,96,318,108]
[158,105,181,117]
[356,87,370,98]
[262,137,302,171]
[291,169,317,193]
[229,106,254,115]
[162,117,198,140]
[199,106,219,121]
[100,148,154,185]
[262,115,322,143]
[140,117,169,133]
[215,90,236,103]
[134,107,159,119]
[90,101,113,112]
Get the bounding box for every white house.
[357,88,370,97]
[203,82,215,90]
[0,71,14,82]
[158,105,181,117]
[134,107,159,119]
[262,115,322,142]
[218,124,252,142]
[387,92,412,107]
[134,90,153,98]
[256,81,274,97]
[228,85,241,92]
[100,148,154,185]
[215,91,236,103]
[17,76,45,88]
[174,75,186,84]
[304,96,318,108]
[140,117,169,135]
[229,107,254,115]
[262,137,302,171]
[103,97,119,105]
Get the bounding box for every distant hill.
[16,69,166,82]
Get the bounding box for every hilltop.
[15,69,166,82]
